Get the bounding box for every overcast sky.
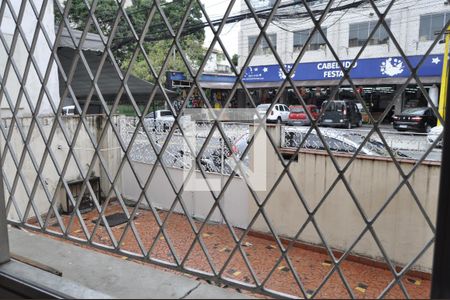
[201,0,241,56]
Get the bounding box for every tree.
[232,54,239,67]
[60,0,206,81]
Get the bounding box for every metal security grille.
[0,0,447,298]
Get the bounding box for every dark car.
[288,105,319,126]
[392,107,437,133]
[319,100,362,129]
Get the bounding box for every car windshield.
[257,104,270,112]
[322,101,344,112]
[160,111,173,117]
[290,107,305,113]
[402,107,428,116]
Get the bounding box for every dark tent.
[57,47,176,110]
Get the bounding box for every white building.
[203,48,233,74]
[0,0,59,117]
[238,0,448,113]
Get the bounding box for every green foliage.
[61,0,206,81]
[64,0,119,35]
[232,54,239,67]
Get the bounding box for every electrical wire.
[108,0,370,48]
[238,1,449,49]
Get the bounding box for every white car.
[254,104,290,124]
[144,110,175,132]
[62,105,76,115]
[427,125,443,148]
[145,110,175,121]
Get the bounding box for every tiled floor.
[37,202,430,299]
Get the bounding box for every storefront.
[166,71,241,110]
[241,55,443,117]
[166,55,443,115]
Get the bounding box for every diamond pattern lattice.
[0,0,446,298]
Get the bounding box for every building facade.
[237,0,448,115]
[0,0,59,117]
[204,48,233,74]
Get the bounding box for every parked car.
[144,110,175,132]
[287,105,319,126]
[319,100,362,129]
[62,105,76,116]
[145,110,175,121]
[284,127,409,158]
[254,104,290,124]
[392,107,437,133]
[427,125,443,147]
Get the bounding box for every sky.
[201,0,242,56]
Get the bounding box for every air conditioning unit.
[61,177,100,214]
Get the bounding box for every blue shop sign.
[168,55,444,85]
[242,55,444,82]
[168,71,187,81]
[168,71,237,83]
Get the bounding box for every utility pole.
[438,26,450,126]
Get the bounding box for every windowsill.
[0,259,111,298]
[348,43,389,48]
[293,48,326,53]
[6,227,252,299]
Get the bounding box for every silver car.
[427,125,443,148]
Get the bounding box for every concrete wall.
[0,0,59,117]
[3,116,104,221]
[256,125,439,272]
[121,162,250,228]
[121,125,440,272]
[252,149,439,273]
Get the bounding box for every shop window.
[293,28,327,51]
[248,34,277,55]
[349,20,390,47]
[419,12,450,41]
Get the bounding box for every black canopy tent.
[57,48,177,110]
[57,28,177,113]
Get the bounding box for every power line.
[110,0,370,48]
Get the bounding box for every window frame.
[419,12,450,41]
[348,20,390,47]
[293,28,327,52]
[248,33,277,55]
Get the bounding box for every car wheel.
[346,122,352,129]
[277,117,282,125]
[425,124,432,133]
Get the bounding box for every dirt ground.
[32,202,431,299]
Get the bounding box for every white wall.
[0,0,59,117]
[3,116,102,222]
